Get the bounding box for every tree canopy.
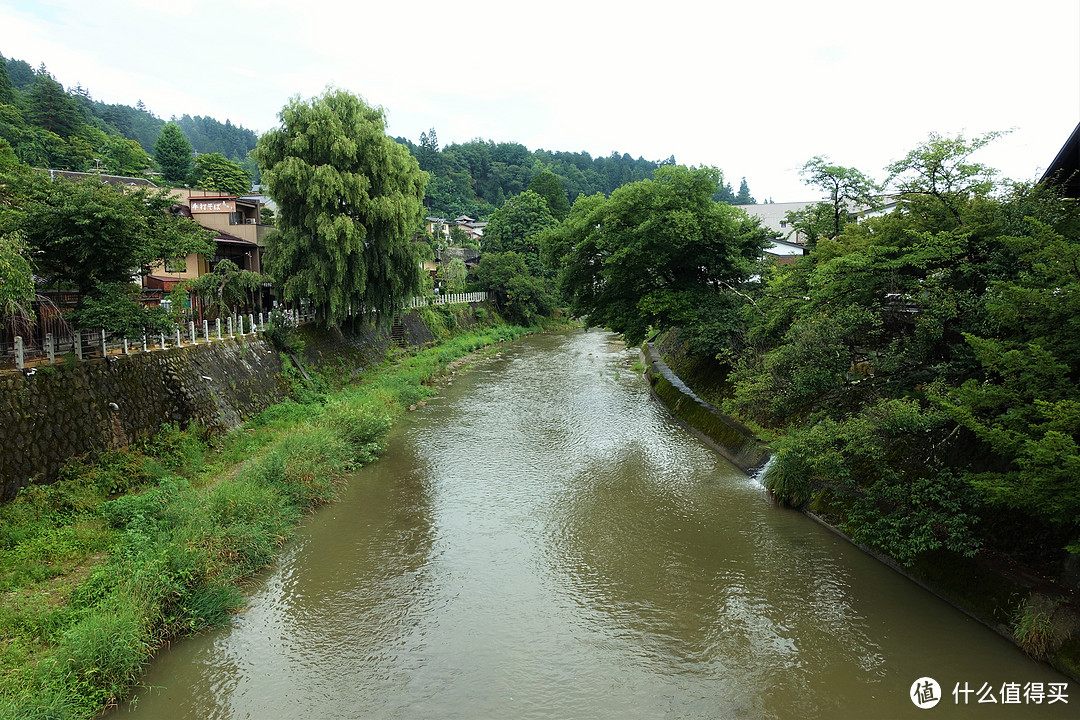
[20,178,214,303]
[190,152,252,196]
[725,132,1080,565]
[395,130,759,220]
[527,170,570,220]
[552,165,769,350]
[481,189,558,274]
[795,156,881,241]
[255,89,426,326]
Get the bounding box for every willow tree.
[255,89,426,327]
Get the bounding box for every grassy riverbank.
[0,320,538,719]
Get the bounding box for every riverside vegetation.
[545,133,1080,672]
[0,315,543,719]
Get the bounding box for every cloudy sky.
[2,0,1077,200]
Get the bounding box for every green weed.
[1013,601,1056,660]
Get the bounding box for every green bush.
[320,401,392,464]
[262,311,304,354]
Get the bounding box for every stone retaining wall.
[0,303,493,501]
[0,338,285,501]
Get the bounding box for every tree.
[798,156,881,239]
[26,72,85,138]
[0,230,35,327]
[417,128,441,173]
[448,225,469,245]
[67,281,170,337]
[558,165,769,348]
[154,122,192,184]
[0,54,15,105]
[886,130,1006,226]
[101,135,152,176]
[477,251,554,325]
[527,170,570,220]
[734,177,755,204]
[445,257,467,292]
[190,152,252,196]
[255,89,426,326]
[4,58,34,90]
[185,259,264,318]
[20,178,214,306]
[481,189,557,275]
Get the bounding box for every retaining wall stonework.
[0,338,285,501]
[0,304,493,502]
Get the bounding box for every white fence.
[3,294,489,371]
[408,291,488,309]
[4,311,290,372]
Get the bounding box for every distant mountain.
[0,50,257,179]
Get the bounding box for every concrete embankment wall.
[642,339,768,472]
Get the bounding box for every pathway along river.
[115,331,1070,719]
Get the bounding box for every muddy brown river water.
[113,330,1071,719]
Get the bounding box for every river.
[114,330,1071,718]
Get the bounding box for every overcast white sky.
[2,0,1077,201]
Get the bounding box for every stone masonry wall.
[0,338,285,501]
[0,303,493,501]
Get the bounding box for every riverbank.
[0,310,556,719]
[642,327,1080,682]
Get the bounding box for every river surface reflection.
[115,330,1070,719]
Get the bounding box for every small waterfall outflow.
[748,455,775,490]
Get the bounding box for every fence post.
[259,313,265,332]
[142,334,147,353]
[75,332,83,361]
[216,318,222,340]
[46,333,55,364]
[160,332,167,350]
[175,328,182,348]
[203,320,210,342]
[227,317,234,338]
[14,336,24,370]
[249,314,255,336]
[190,321,196,344]
[123,337,130,355]
[101,329,107,358]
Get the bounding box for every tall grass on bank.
[0,321,532,720]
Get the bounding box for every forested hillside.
[0,52,257,177]
[397,128,756,219]
[0,51,753,209]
